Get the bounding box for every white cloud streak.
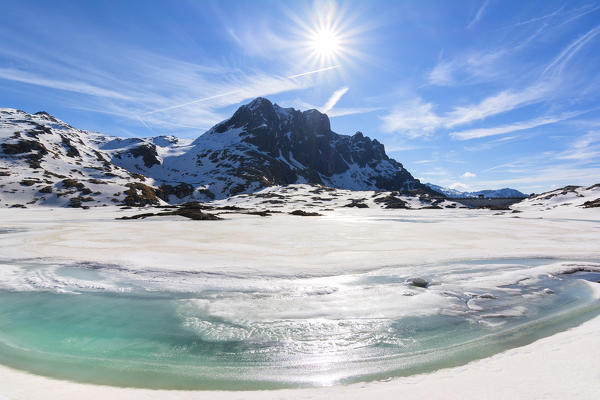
[449,112,582,140]
[509,5,566,28]
[321,87,349,113]
[543,24,600,77]
[556,130,600,161]
[287,65,340,79]
[427,49,506,86]
[467,0,490,29]
[380,98,442,138]
[446,84,553,128]
[0,68,132,100]
[386,19,600,139]
[326,107,379,117]
[0,40,340,134]
[142,90,244,115]
[380,83,553,138]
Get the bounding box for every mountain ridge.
[425,183,527,199]
[0,99,438,207]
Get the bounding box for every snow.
[0,203,598,399]
[514,184,600,212]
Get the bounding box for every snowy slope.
[0,108,171,208]
[513,184,600,212]
[208,183,460,212]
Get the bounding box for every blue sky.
[1,0,599,193]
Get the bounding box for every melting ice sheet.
[0,258,598,389]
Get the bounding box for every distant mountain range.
[425,183,527,198]
[0,98,439,207]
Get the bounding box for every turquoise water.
[0,259,598,389]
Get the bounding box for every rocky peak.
[247,96,273,111]
[301,108,331,134]
[211,98,332,139]
[183,97,430,196]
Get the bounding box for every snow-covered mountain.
[426,183,527,198]
[0,99,436,208]
[114,97,433,200]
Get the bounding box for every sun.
[290,0,366,71]
[309,28,341,59]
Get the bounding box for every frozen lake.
[0,257,598,389]
[0,206,598,393]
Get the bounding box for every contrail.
[142,89,243,115]
[287,64,339,79]
[135,114,151,128]
[141,65,339,117]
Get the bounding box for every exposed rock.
[126,144,161,168]
[169,209,221,220]
[123,183,161,206]
[343,199,369,208]
[118,209,221,221]
[406,277,429,288]
[1,139,48,155]
[19,179,38,186]
[157,183,195,202]
[289,210,323,216]
[374,194,408,209]
[581,198,600,208]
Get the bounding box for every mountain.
[0,99,436,208]
[112,97,433,199]
[426,183,527,198]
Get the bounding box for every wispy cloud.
[427,49,507,86]
[387,15,600,140]
[558,4,600,26]
[285,87,378,118]
[0,37,340,134]
[0,68,132,100]
[556,130,600,160]
[474,129,600,191]
[385,144,423,152]
[467,0,490,29]
[321,87,349,113]
[509,5,566,28]
[414,159,435,164]
[380,83,553,137]
[449,111,581,140]
[446,84,552,128]
[380,98,442,138]
[461,171,476,178]
[472,165,600,191]
[542,24,600,77]
[422,167,450,176]
[327,106,379,117]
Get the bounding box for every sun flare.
[310,28,341,58]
